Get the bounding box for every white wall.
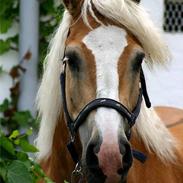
[142,0,183,109]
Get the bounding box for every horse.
[36,0,183,182]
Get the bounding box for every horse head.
[63,22,143,182]
[59,0,152,182]
[37,0,171,182]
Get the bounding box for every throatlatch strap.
[67,141,79,164]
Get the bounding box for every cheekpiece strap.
[67,141,79,164]
[60,61,75,135]
[140,69,151,108]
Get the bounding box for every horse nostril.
[119,137,131,154]
[119,137,133,173]
[119,138,129,156]
[86,140,104,176]
[117,168,123,175]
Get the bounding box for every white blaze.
[83,25,127,143]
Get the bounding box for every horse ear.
[62,0,82,17]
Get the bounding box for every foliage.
[0,0,19,56]
[0,0,65,134]
[0,0,64,74]
[0,129,54,183]
[0,50,38,133]
[0,66,5,75]
[0,36,18,54]
[0,0,19,34]
[0,54,49,182]
[0,39,11,54]
[0,1,65,182]
[39,0,64,70]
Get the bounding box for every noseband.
[60,57,151,168]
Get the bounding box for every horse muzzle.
[85,135,133,183]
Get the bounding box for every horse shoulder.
[155,106,183,179]
[155,106,183,149]
[154,106,183,127]
[128,107,183,183]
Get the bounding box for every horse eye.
[136,52,145,63]
[132,52,145,72]
[65,50,81,72]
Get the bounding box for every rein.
[60,57,151,178]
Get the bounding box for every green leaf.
[7,160,33,183]
[14,139,20,145]
[9,130,20,140]
[31,162,45,178]
[16,151,28,161]
[0,0,14,16]
[0,66,4,75]
[0,136,15,155]
[0,18,13,33]
[0,39,11,54]
[64,181,69,183]
[0,162,7,181]
[12,111,33,126]
[19,140,39,153]
[26,128,33,136]
[0,146,15,160]
[0,99,10,112]
[40,0,55,15]
[44,177,55,183]
[21,160,32,170]
[0,0,18,34]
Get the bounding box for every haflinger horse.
[36,0,183,182]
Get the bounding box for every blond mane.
[36,0,176,162]
[82,0,171,65]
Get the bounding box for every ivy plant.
[0,1,65,182]
[0,54,49,182]
[0,129,54,183]
[0,0,65,132]
[0,0,64,74]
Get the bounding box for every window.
[163,0,183,32]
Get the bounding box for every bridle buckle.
[72,162,82,176]
[61,57,68,73]
[71,162,83,183]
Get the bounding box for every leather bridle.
[60,56,151,169]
